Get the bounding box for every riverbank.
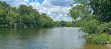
[107,44,111,49]
[85,33,111,44]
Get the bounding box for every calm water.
[0,27,110,49]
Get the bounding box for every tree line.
[0,1,54,28]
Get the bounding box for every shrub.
[96,21,111,34]
[85,33,110,44]
[82,19,100,34]
[73,19,88,27]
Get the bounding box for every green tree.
[0,9,6,27]
[82,19,100,33]
[73,0,111,22]
[0,1,55,28]
[37,13,54,27]
[89,0,111,22]
[69,5,91,20]
[6,12,20,27]
[96,22,111,34]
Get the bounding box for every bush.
[85,33,110,44]
[82,19,100,33]
[96,21,111,34]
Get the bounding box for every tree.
[6,12,20,27]
[69,5,91,20]
[72,0,111,22]
[37,13,54,27]
[82,19,100,33]
[0,9,6,27]
[0,1,55,28]
[31,11,41,27]
[96,22,111,34]
[90,0,111,22]
[18,5,29,15]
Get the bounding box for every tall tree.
[71,0,111,22]
[6,12,20,27]
[0,9,6,27]
[69,5,91,20]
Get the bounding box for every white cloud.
[47,11,52,15]
[68,7,72,10]
[59,14,63,17]
[22,2,27,5]
[49,0,73,6]
[57,17,60,19]
[29,0,73,21]
[0,0,24,8]
[73,4,83,7]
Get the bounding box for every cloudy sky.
[0,0,74,21]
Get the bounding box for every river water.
[0,27,110,49]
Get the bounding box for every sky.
[0,0,74,21]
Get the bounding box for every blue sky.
[37,0,44,3]
[0,0,74,21]
[29,0,44,3]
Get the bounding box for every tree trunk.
[14,23,17,28]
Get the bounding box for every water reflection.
[0,27,110,49]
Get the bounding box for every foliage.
[69,0,111,44]
[89,0,111,22]
[0,1,54,28]
[96,21,111,34]
[54,21,74,27]
[6,12,20,27]
[0,9,7,27]
[85,33,110,44]
[69,5,91,20]
[37,13,54,27]
[73,0,111,22]
[72,19,88,27]
[82,19,100,33]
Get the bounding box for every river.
[0,27,110,49]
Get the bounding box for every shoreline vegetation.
[0,0,111,44]
[69,0,111,44]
